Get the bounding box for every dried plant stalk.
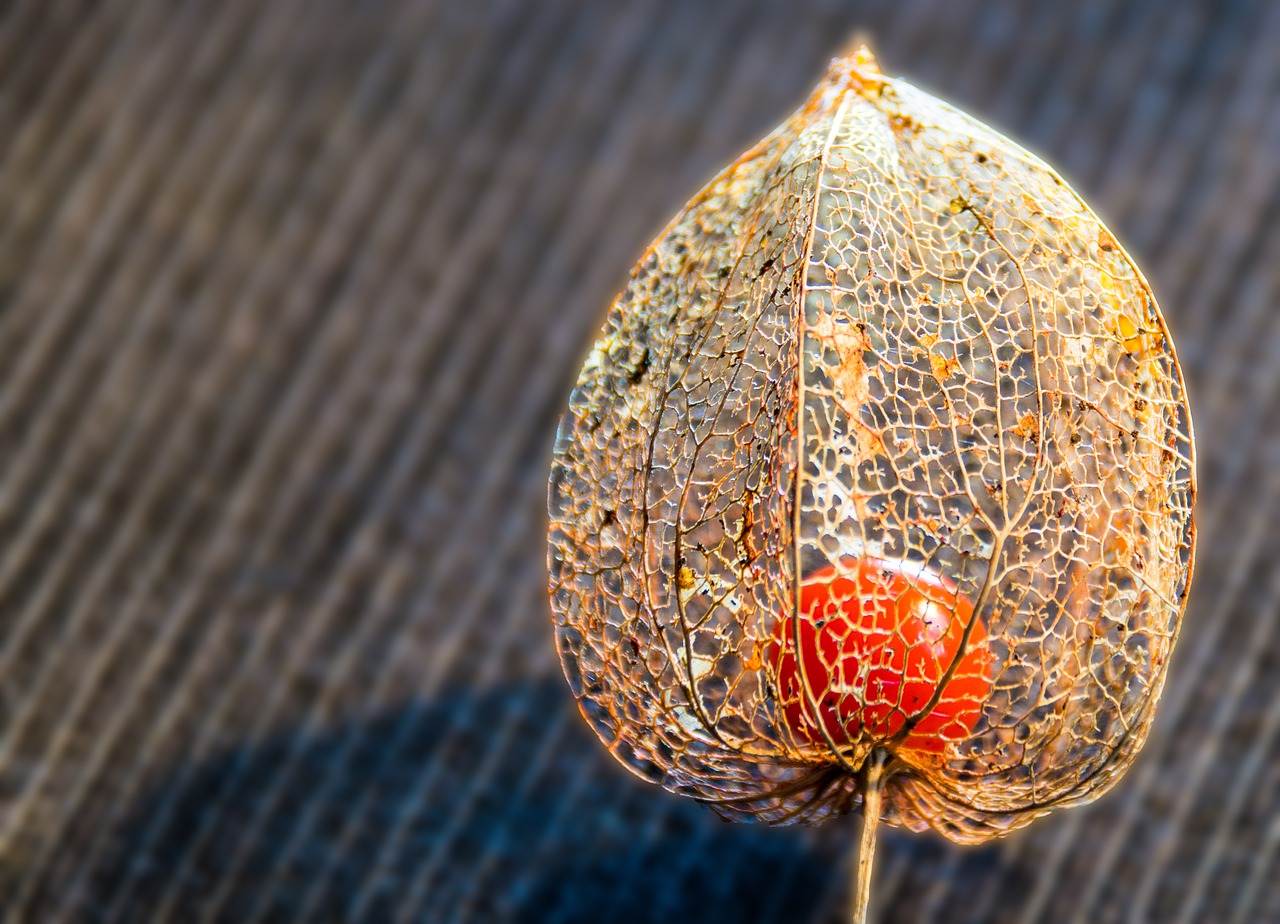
[547,44,1195,918]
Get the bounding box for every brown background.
[0,1,1274,922]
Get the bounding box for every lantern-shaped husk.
[547,47,1195,846]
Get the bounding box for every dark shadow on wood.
[79,681,847,923]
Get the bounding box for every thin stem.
[852,748,889,924]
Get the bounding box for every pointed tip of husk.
[829,35,886,96]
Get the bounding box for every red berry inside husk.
[770,556,994,762]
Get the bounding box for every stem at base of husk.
[852,748,889,924]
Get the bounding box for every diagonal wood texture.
[0,1,1274,922]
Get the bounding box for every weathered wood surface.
[0,2,1273,921]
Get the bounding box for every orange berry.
[770,557,993,760]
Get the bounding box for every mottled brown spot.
[1013,412,1039,443]
[677,566,696,590]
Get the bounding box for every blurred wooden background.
[0,1,1275,921]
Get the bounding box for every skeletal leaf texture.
[547,47,1195,844]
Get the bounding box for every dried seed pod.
[547,44,1195,913]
